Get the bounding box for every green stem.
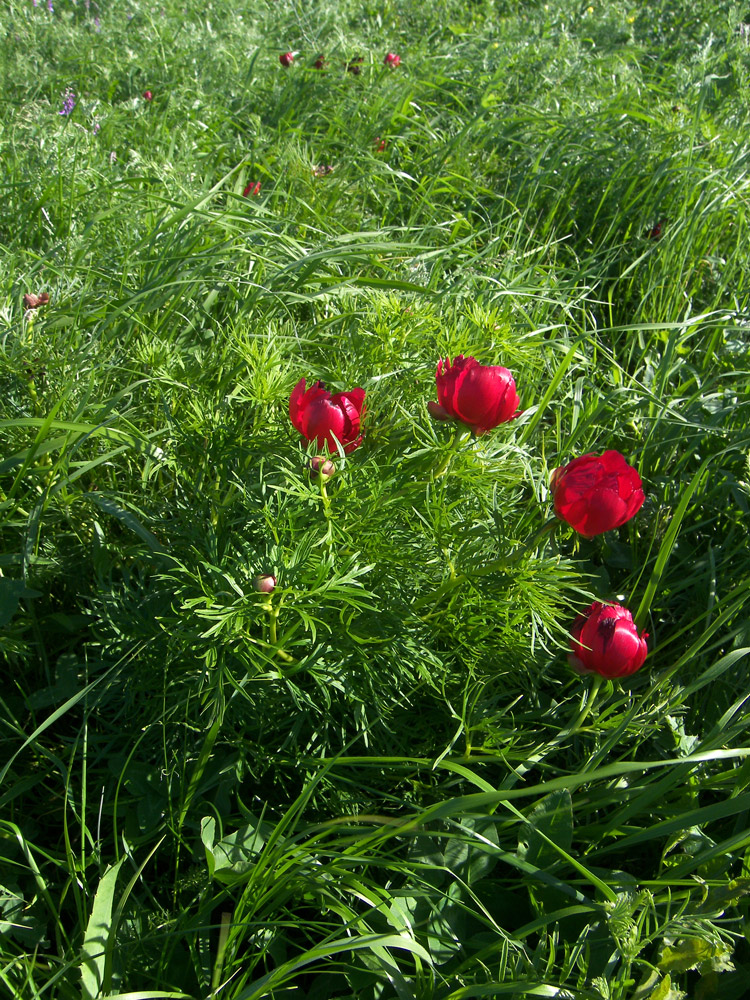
[562,674,604,738]
[432,428,472,479]
[504,516,559,566]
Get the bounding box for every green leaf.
[658,937,721,974]
[518,789,573,869]
[648,975,676,1000]
[207,815,271,883]
[0,578,40,627]
[80,859,125,1000]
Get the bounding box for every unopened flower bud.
[253,574,276,594]
[308,455,336,480]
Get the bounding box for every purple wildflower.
[47,0,53,11]
[94,16,100,29]
[59,89,75,117]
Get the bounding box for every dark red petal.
[340,387,366,415]
[289,378,308,430]
[578,488,628,536]
[603,622,647,678]
[301,397,347,450]
[331,393,362,440]
[428,400,452,421]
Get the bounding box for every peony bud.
[384,52,401,68]
[279,51,294,67]
[252,574,277,594]
[23,292,50,310]
[308,455,336,480]
[569,602,648,679]
[143,90,153,101]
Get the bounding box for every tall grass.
[1,0,749,997]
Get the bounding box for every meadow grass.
[1,0,750,997]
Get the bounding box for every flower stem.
[505,516,559,565]
[562,674,604,738]
[432,429,472,479]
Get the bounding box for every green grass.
[1,0,750,997]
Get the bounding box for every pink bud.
[143,90,153,101]
[308,455,336,480]
[384,52,401,68]
[253,574,277,594]
[279,51,294,67]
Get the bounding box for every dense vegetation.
[1,1,749,997]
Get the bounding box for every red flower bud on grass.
[384,52,401,67]
[569,602,648,679]
[280,51,294,67]
[427,355,520,434]
[143,90,153,101]
[314,55,326,70]
[550,451,645,537]
[253,574,277,594]
[374,136,387,152]
[290,379,365,454]
[243,181,262,197]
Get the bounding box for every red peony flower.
[143,90,153,101]
[289,379,365,454]
[569,602,648,679]
[280,51,294,67]
[427,355,520,434]
[243,181,262,197]
[550,451,645,537]
[384,52,401,68]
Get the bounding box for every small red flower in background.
[384,52,401,68]
[648,221,664,239]
[374,136,387,152]
[569,602,648,679]
[427,355,520,434]
[550,451,644,538]
[243,181,262,197]
[347,56,364,74]
[289,379,366,453]
[280,51,294,67]
[143,90,153,101]
[23,292,50,310]
[314,55,326,70]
